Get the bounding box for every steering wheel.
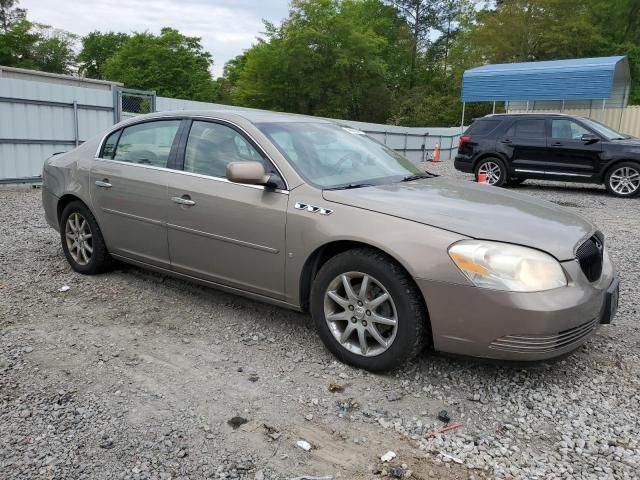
[333,151,363,173]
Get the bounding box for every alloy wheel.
[323,272,398,357]
[609,166,640,196]
[65,212,93,266]
[478,161,502,185]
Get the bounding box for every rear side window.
[465,119,501,136]
[506,119,545,138]
[112,120,181,167]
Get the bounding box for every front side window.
[551,119,590,140]
[256,122,421,188]
[507,120,546,138]
[112,120,180,167]
[184,121,268,178]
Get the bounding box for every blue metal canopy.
[462,56,630,105]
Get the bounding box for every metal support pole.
[492,101,496,114]
[460,102,466,133]
[506,100,509,113]
[561,100,565,113]
[526,100,530,112]
[72,100,79,147]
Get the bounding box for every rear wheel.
[310,248,428,371]
[605,162,640,198]
[475,157,507,186]
[60,201,113,274]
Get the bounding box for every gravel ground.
[1,161,639,480]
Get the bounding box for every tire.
[475,157,508,186]
[507,178,526,186]
[60,200,113,274]
[310,248,428,371]
[605,162,640,198]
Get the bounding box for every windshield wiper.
[324,183,375,191]
[400,172,437,182]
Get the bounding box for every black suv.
[454,113,640,198]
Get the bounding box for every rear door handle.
[95,180,112,189]
[501,139,512,144]
[172,195,196,206]
[551,142,563,146]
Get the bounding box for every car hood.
[322,177,595,261]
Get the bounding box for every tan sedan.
[42,110,619,370]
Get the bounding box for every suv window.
[112,120,180,167]
[551,119,591,140]
[465,119,501,136]
[184,121,268,178]
[506,119,545,138]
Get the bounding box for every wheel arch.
[298,240,432,343]
[56,193,94,227]
[600,158,640,182]
[473,152,508,172]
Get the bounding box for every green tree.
[230,0,410,122]
[78,31,129,79]
[0,19,76,74]
[0,0,25,33]
[102,28,217,101]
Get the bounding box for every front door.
[90,119,182,268]
[501,118,548,177]
[546,118,603,179]
[166,120,288,299]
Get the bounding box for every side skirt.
[110,253,304,312]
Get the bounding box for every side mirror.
[227,161,271,185]
[581,133,599,144]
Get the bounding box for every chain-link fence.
[114,87,156,121]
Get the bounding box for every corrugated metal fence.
[0,77,461,182]
[0,78,114,181]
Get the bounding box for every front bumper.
[417,254,617,361]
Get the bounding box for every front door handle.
[501,139,512,144]
[95,180,112,189]
[172,195,196,206]
[551,142,563,146]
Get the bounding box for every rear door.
[546,118,603,179]
[500,119,548,176]
[90,119,183,268]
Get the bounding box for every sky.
[19,0,291,77]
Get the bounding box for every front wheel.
[605,162,640,198]
[310,248,428,371]
[475,158,507,186]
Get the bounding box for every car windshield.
[256,122,423,189]
[580,118,629,140]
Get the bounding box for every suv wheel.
[475,158,507,186]
[310,248,427,371]
[605,162,640,198]
[60,201,113,274]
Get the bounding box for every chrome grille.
[489,318,598,354]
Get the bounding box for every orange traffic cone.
[477,172,488,184]
[431,144,440,163]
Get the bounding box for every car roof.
[482,113,576,119]
[119,109,335,126]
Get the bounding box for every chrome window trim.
[92,157,290,195]
[95,115,291,191]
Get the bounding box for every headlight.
[448,240,567,292]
